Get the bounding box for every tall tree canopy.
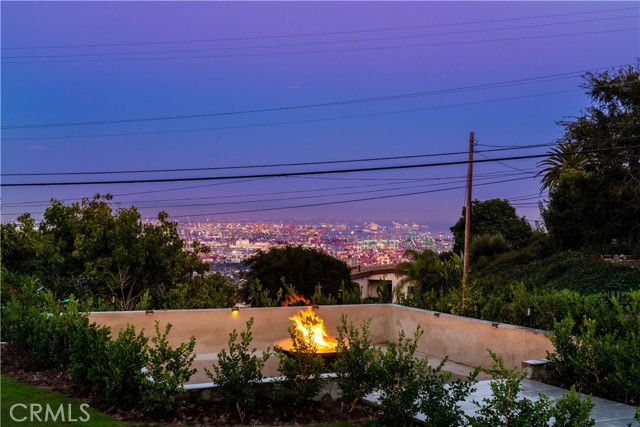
[450,198,533,254]
[241,245,350,301]
[1,194,214,309]
[540,64,640,248]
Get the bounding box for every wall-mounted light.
[491,322,499,328]
[434,312,441,318]
[145,310,154,316]
[231,307,240,316]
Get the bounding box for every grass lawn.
[1,375,357,427]
[0,375,158,427]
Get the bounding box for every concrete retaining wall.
[89,304,554,384]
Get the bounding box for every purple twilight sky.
[1,1,638,231]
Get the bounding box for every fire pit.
[274,307,341,367]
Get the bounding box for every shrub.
[103,325,149,408]
[141,322,197,417]
[273,326,325,407]
[68,320,112,393]
[470,350,552,427]
[419,357,478,427]
[547,316,639,405]
[25,293,88,369]
[551,386,595,427]
[333,316,380,412]
[207,317,270,423]
[377,326,429,426]
[311,284,337,305]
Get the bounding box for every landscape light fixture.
[607,286,620,301]
[111,293,117,311]
[231,307,240,315]
[337,288,343,301]
[473,302,480,318]
[527,306,534,327]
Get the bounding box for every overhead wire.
[1,144,555,177]
[4,6,637,50]
[3,62,635,130]
[3,144,638,188]
[2,170,535,209]
[0,89,586,142]
[4,28,637,64]
[4,15,637,61]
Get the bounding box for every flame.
[289,308,337,350]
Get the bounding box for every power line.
[4,27,636,64]
[145,176,536,218]
[3,171,534,210]
[0,89,585,142]
[5,15,636,60]
[3,145,638,188]
[1,175,535,218]
[4,6,636,50]
[1,145,554,177]
[4,63,633,130]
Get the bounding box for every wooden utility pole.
[462,132,474,308]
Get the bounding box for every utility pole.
[462,132,474,309]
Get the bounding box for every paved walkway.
[363,379,639,426]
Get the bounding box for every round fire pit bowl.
[274,338,341,369]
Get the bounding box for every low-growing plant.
[333,316,380,412]
[312,284,337,305]
[470,350,552,427]
[68,320,112,393]
[551,386,595,427]
[419,356,478,427]
[273,325,325,407]
[377,326,429,427]
[103,324,149,408]
[207,317,271,423]
[247,279,283,307]
[141,321,197,417]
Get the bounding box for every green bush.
[547,316,639,405]
[333,316,380,412]
[551,386,595,427]
[141,322,197,417]
[273,326,325,407]
[103,325,149,408]
[207,318,270,423]
[311,284,337,305]
[419,356,478,427]
[68,320,112,393]
[377,326,429,427]
[470,350,552,427]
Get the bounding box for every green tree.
[2,194,212,309]
[451,199,533,254]
[395,248,443,295]
[541,64,640,248]
[241,245,350,302]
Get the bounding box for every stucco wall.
[89,304,554,384]
[387,305,555,369]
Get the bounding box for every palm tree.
[395,248,442,295]
[537,141,588,191]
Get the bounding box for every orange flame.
[289,308,337,350]
[281,292,310,307]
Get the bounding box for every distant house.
[350,264,409,302]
